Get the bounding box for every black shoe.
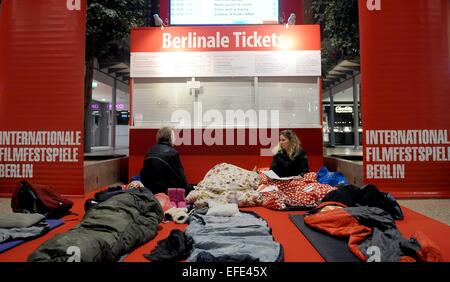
[84,198,99,212]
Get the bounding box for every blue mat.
[289,214,359,262]
[0,219,64,254]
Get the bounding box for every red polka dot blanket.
[257,171,337,210]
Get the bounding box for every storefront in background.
[323,103,362,146]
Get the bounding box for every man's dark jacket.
[140,141,187,194]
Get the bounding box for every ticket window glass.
[132,78,194,128]
[258,77,320,128]
[195,77,255,128]
[132,77,321,130]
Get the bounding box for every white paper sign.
[131,51,321,78]
[262,170,294,181]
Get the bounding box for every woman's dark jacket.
[270,149,309,177]
[140,141,187,194]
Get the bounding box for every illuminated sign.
[170,0,279,25]
[131,25,321,78]
[335,106,353,113]
[162,32,287,49]
[91,103,125,111]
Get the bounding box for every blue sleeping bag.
[317,166,349,187]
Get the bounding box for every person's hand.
[252,165,257,172]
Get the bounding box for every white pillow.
[206,203,240,217]
[207,199,227,208]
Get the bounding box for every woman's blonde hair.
[276,130,301,160]
[156,127,173,144]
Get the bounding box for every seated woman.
[140,127,190,195]
[270,129,309,177]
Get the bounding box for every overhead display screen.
[170,0,279,25]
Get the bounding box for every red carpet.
[0,193,449,262]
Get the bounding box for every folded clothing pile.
[0,212,48,244]
[185,206,283,262]
[304,204,443,262]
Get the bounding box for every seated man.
[140,127,189,195]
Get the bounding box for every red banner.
[0,0,86,195]
[131,25,321,52]
[359,0,450,198]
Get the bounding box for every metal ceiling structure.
[95,0,160,86]
[98,62,131,84]
[322,59,360,92]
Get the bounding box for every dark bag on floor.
[11,181,74,219]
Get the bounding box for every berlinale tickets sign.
[0,0,86,195]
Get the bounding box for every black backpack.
[11,181,74,219]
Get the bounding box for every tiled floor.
[398,199,450,225]
[323,146,363,157]
[84,146,129,157]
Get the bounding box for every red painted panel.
[129,128,323,183]
[131,25,321,52]
[129,78,133,126]
[358,0,450,198]
[0,0,86,195]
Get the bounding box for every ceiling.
[98,62,130,83]
[323,60,360,91]
[322,87,356,102]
